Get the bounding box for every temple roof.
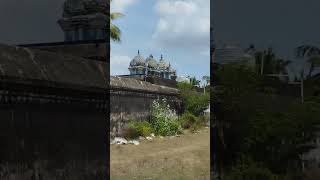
[0,44,107,92]
[110,76,179,95]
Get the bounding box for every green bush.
[150,99,182,136]
[179,112,209,132]
[128,121,152,137]
[185,94,210,116]
[152,116,182,136]
[179,112,198,129]
[177,82,210,116]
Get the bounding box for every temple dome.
[168,64,176,72]
[158,55,170,69]
[130,51,145,66]
[146,55,158,69]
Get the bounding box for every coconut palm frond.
[295,45,320,58]
[110,0,125,42]
[111,12,125,20]
[308,56,320,66]
[110,23,121,42]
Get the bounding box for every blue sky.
[111,0,210,80]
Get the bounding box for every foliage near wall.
[177,82,210,116]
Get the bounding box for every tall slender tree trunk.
[308,62,314,78]
[260,54,264,75]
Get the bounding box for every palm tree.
[307,56,320,78]
[295,45,320,103]
[254,47,291,75]
[295,45,320,78]
[110,0,124,42]
[190,76,200,86]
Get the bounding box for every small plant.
[128,121,152,137]
[150,98,182,136]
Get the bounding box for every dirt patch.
[110,128,210,180]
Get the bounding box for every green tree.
[213,64,263,176]
[202,76,210,85]
[213,63,320,178]
[110,0,124,42]
[177,82,209,116]
[189,76,200,86]
[254,47,291,75]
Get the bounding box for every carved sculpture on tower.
[58,0,108,41]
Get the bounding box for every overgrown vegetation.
[150,99,182,136]
[213,62,320,179]
[176,81,210,133]
[122,81,210,138]
[122,120,153,139]
[177,82,210,116]
[179,112,209,132]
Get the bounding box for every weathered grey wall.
[0,102,108,179]
[110,77,182,137]
[0,43,109,179]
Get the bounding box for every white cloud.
[110,54,131,75]
[152,0,210,54]
[111,0,139,13]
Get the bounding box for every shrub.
[150,98,182,136]
[179,112,197,129]
[179,112,209,132]
[121,127,140,140]
[198,115,209,126]
[128,121,152,137]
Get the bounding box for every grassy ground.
[110,128,210,180]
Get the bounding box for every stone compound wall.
[110,77,182,137]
